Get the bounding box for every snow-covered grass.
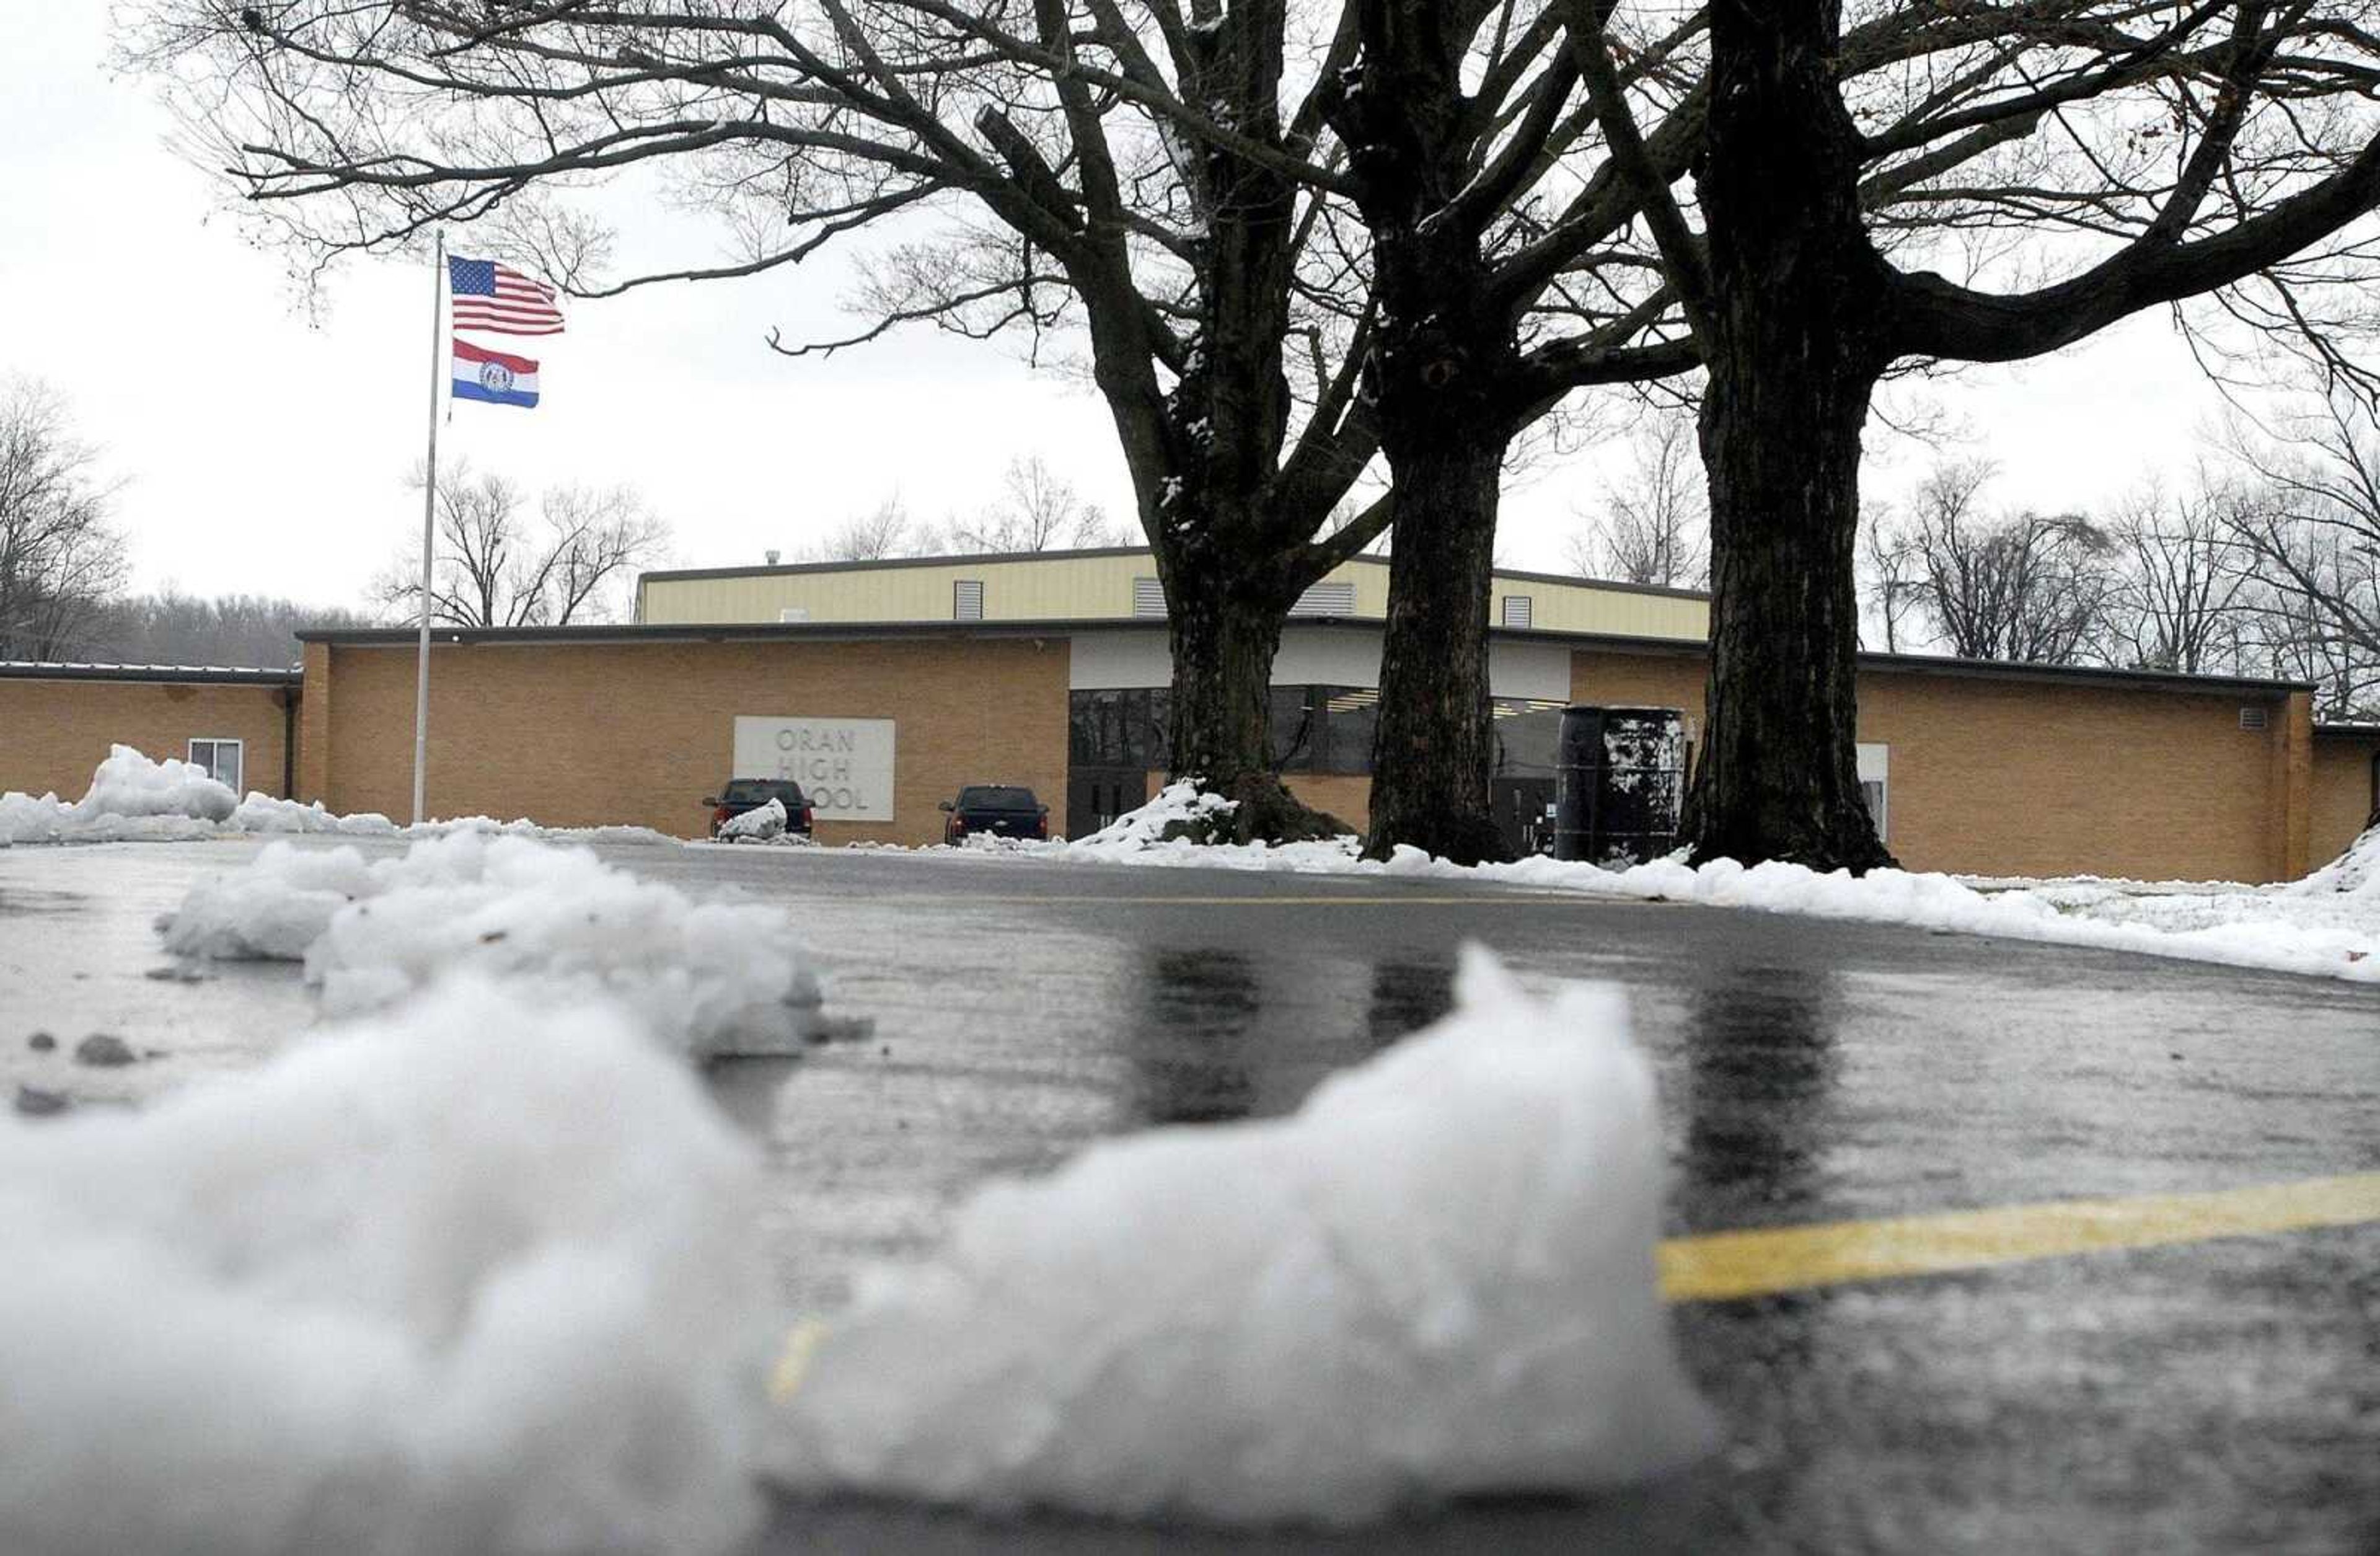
[1,745,680,847]
[766,945,1714,1524]
[860,780,2380,986]
[161,832,825,1059]
[0,977,773,1556]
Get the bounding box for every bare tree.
[379,461,666,627]
[0,377,125,661]
[806,496,937,564]
[946,456,1126,554]
[2223,392,2380,713]
[1564,412,1708,588]
[1576,2,2380,868]
[132,0,1399,841]
[91,589,372,668]
[2102,476,2254,675]
[1880,461,2116,665]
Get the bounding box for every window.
[1856,742,1889,841]
[1132,577,1168,617]
[188,738,242,794]
[1289,580,1357,617]
[1501,594,1534,629]
[953,579,984,621]
[777,606,811,623]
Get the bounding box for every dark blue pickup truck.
[940,785,1049,843]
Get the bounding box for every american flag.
[446,256,566,335]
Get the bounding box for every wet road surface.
[2,838,2374,1552]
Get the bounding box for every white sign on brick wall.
[733,717,895,821]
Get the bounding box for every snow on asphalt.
[767,945,1716,1523]
[163,832,824,1059]
[906,782,2380,986]
[0,978,774,1556]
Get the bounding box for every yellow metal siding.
[641,552,1709,641]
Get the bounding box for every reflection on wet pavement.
[2,839,2374,1553]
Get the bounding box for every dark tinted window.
[723,779,804,805]
[958,785,1039,809]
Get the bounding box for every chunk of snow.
[0,978,772,1556]
[766,945,1715,1523]
[164,833,824,1058]
[2287,821,2380,896]
[230,792,400,836]
[718,797,786,842]
[1060,779,1243,855]
[75,743,237,824]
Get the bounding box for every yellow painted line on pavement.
[1657,1172,2380,1302]
[769,1174,2380,1400]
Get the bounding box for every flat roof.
[2316,722,2380,739]
[636,547,1711,604]
[296,617,2315,697]
[0,660,301,686]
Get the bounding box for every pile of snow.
[1,745,238,844]
[767,946,1714,1523]
[229,792,401,836]
[0,978,772,1556]
[2287,821,2380,896]
[717,797,786,842]
[163,833,824,1058]
[1061,779,1246,855]
[78,743,238,823]
[0,745,681,847]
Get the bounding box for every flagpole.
[411,229,445,826]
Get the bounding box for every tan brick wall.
[2310,734,2378,870]
[0,678,293,802]
[1571,647,2301,882]
[311,637,1067,844]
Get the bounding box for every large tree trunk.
[1684,0,1895,872]
[1159,537,1347,843]
[1365,440,1510,864]
[1329,0,1515,864]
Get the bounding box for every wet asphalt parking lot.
[2,837,2375,1553]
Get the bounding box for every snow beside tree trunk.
[0,978,773,1556]
[766,945,1715,1523]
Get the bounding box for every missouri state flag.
[451,338,539,409]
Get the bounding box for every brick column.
[298,641,333,805]
[2276,689,2315,882]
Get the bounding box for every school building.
[2,547,2369,882]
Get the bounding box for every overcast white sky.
[6,6,2245,611]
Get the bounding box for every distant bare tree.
[92,589,372,668]
[1858,505,1924,656]
[1564,414,1708,589]
[806,497,937,564]
[2102,477,2253,674]
[0,377,125,661]
[1884,462,2117,665]
[379,461,666,627]
[946,456,1127,554]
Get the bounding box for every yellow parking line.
[769,1174,2379,1400]
[1658,1172,2380,1302]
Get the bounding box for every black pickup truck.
[940,784,1049,843]
[704,779,815,839]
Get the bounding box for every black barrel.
[1554,705,1686,865]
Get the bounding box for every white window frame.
[1501,593,1534,629]
[1856,741,1889,842]
[188,737,244,794]
[777,606,811,623]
